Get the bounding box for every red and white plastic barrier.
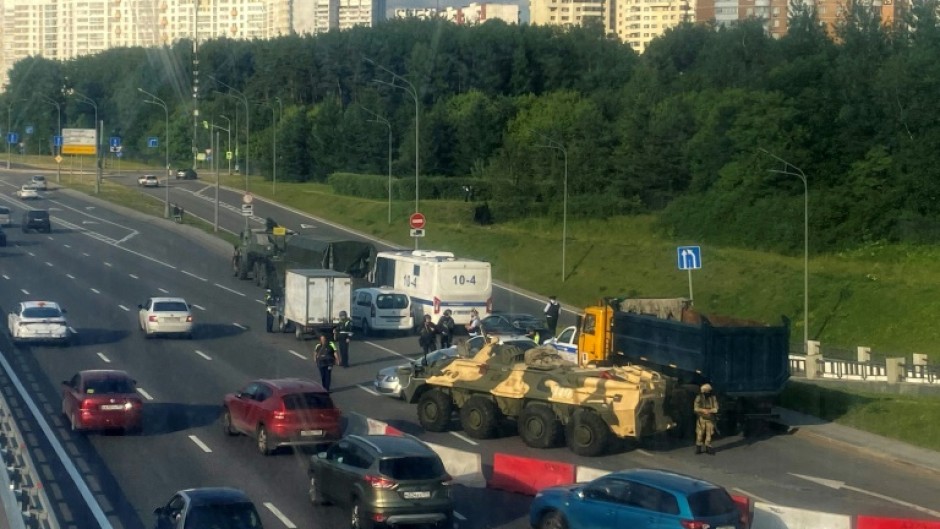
[488,453,575,496]
[425,442,485,488]
[855,516,940,529]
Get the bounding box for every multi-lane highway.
[0,169,937,529]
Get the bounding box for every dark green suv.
[308,434,454,529]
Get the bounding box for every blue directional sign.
[109,136,121,148]
[25,126,34,135]
[677,246,702,270]
[54,135,63,147]
[6,132,18,145]
[148,137,159,148]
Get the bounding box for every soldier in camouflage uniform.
[694,383,719,455]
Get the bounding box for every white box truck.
[265,269,352,340]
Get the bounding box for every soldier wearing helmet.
[334,310,353,368]
[694,383,719,455]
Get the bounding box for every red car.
[61,370,143,433]
[221,378,342,455]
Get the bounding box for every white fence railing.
[789,354,939,384]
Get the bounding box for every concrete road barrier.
[424,442,485,488]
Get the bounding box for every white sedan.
[137,174,159,187]
[15,185,39,200]
[8,301,70,345]
[138,297,194,339]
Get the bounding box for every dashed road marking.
[263,503,297,528]
[233,323,247,330]
[20,289,29,295]
[64,244,71,248]
[82,252,89,257]
[68,327,77,334]
[118,305,129,312]
[1,274,8,280]
[635,449,653,457]
[454,512,467,521]
[46,236,53,240]
[66,274,75,279]
[449,432,478,446]
[364,341,412,361]
[182,270,207,282]
[90,288,100,294]
[194,350,212,360]
[158,288,169,294]
[357,384,380,396]
[214,283,246,296]
[136,388,154,401]
[45,261,53,267]
[129,274,139,279]
[287,349,307,360]
[104,262,112,267]
[27,252,35,257]
[188,435,212,453]
[192,304,206,311]
[255,299,266,305]
[96,352,111,363]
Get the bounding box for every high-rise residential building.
[393,3,519,24]
[614,0,692,52]
[529,0,609,31]
[0,0,385,90]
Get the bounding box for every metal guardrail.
[789,354,939,384]
[0,395,58,529]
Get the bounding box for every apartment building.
[0,0,385,90]
[393,3,519,24]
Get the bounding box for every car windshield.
[0,207,9,214]
[379,456,445,480]
[22,307,62,318]
[481,317,518,334]
[32,176,44,181]
[153,301,189,312]
[183,503,263,529]
[282,392,333,410]
[687,489,737,517]
[85,378,135,394]
[375,294,409,309]
[418,349,455,366]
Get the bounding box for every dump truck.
[232,219,376,293]
[401,340,676,456]
[548,298,790,436]
[265,269,352,339]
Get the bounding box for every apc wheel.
[519,403,563,448]
[538,510,569,529]
[221,409,237,436]
[417,389,453,432]
[566,409,611,457]
[256,425,272,455]
[459,395,501,439]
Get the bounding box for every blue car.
[529,468,743,529]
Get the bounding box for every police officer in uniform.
[335,311,353,367]
[437,309,455,348]
[544,295,561,336]
[694,383,719,455]
[314,333,339,391]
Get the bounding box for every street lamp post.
[139,88,170,219]
[210,78,249,192]
[39,95,62,183]
[365,58,420,246]
[273,97,282,195]
[535,137,568,283]
[69,90,100,194]
[208,120,229,232]
[361,106,393,225]
[219,114,232,175]
[763,149,809,352]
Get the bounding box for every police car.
[7,301,71,345]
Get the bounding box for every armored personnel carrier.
[401,340,675,456]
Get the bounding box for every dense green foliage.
[6,4,940,252]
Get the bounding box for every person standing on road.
[334,311,353,368]
[465,309,482,336]
[419,314,438,355]
[314,333,339,392]
[694,383,719,455]
[437,310,455,348]
[544,296,561,336]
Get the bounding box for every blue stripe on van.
[410,297,488,307]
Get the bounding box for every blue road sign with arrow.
[677,246,702,270]
[148,137,158,148]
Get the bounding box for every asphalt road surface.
[0,169,936,529]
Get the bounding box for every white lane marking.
[454,512,467,521]
[233,323,247,330]
[192,304,206,311]
[288,349,307,360]
[118,305,129,312]
[214,283,246,296]
[104,262,112,267]
[47,236,53,240]
[68,327,78,334]
[1,274,8,280]
[52,217,174,269]
[182,270,208,282]
[194,350,212,360]
[635,449,653,457]
[82,252,89,257]
[357,384,380,396]
[27,251,35,256]
[732,487,773,505]
[188,435,212,453]
[0,350,116,529]
[45,261,53,267]
[364,341,413,361]
[789,473,940,518]
[136,387,154,401]
[129,274,139,279]
[64,244,71,248]
[90,288,100,294]
[20,289,29,295]
[449,431,479,446]
[96,352,111,363]
[66,274,75,279]
[158,288,169,294]
[255,299,266,305]
[263,503,297,529]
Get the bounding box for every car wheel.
[308,475,330,505]
[519,403,563,449]
[566,409,611,457]
[221,409,238,436]
[256,425,271,455]
[459,395,501,439]
[417,389,453,432]
[538,510,568,529]
[350,500,371,529]
[295,325,304,341]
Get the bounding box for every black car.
[176,168,198,180]
[482,312,549,340]
[154,487,263,529]
[22,210,51,233]
[309,434,454,529]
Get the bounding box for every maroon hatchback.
[221,378,342,455]
[61,370,143,433]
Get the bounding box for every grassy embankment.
[26,157,940,452]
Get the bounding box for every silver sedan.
[374,347,460,398]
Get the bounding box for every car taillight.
[364,475,397,489]
[148,315,157,322]
[80,400,96,410]
[186,315,193,323]
[680,521,710,529]
[485,297,493,314]
[442,473,454,486]
[433,297,441,315]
